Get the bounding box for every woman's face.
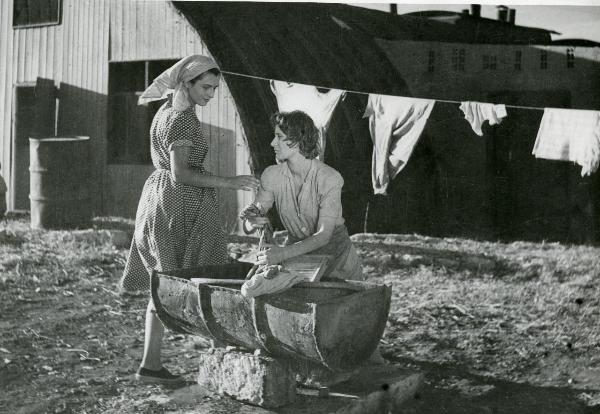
[271,125,299,162]
[187,72,219,106]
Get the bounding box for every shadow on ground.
[356,240,517,277]
[384,355,597,414]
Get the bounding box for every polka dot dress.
[119,97,228,294]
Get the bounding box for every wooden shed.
[0,0,253,232]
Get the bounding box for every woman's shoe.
[135,367,184,384]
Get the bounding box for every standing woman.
[119,55,259,383]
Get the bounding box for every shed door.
[11,78,56,211]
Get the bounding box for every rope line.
[221,69,595,112]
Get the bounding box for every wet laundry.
[363,95,435,194]
[459,101,507,136]
[532,108,600,176]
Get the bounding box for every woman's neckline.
[287,157,314,183]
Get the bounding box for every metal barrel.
[29,136,92,229]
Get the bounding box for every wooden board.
[281,254,331,283]
[236,254,332,283]
[189,278,365,291]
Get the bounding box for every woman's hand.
[256,246,288,266]
[229,175,260,191]
[246,216,271,229]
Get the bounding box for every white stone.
[197,349,296,408]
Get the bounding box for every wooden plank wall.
[108,0,253,232]
[0,1,15,192]
[0,0,109,213]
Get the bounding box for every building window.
[13,0,62,28]
[452,49,465,71]
[540,50,548,69]
[427,50,435,72]
[108,60,178,164]
[515,50,522,70]
[567,48,575,68]
[483,55,497,70]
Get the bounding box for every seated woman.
[243,110,363,281]
[243,110,386,367]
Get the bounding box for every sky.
[352,2,600,42]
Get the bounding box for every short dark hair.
[270,111,319,159]
[190,68,221,84]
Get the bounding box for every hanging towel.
[532,108,600,177]
[363,95,435,195]
[270,80,346,159]
[459,101,507,136]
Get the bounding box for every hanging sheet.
[363,94,435,195]
[532,108,600,177]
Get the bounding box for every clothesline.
[224,67,600,185]
[221,69,544,112]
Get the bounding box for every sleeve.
[0,174,6,193]
[319,171,343,218]
[164,112,195,152]
[254,166,277,212]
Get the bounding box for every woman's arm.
[257,168,344,266]
[257,216,336,265]
[170,146,258,190]
[242,167,277,230]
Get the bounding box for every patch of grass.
[357,233,600,391]
[2,219,600,412]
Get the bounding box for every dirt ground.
[1,214,600,413]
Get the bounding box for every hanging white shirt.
[363,94,435,195]
[459,101,507,136]
[532,108,600,177]
[270,80,346,159]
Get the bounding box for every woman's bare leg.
[140,300,164,370]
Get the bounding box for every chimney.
[470,4,481,18]
[461,9,469,16]
[508,8,516,24]
[390,4,397,15]
[497,5,508,22]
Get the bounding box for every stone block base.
[197,348,296,408]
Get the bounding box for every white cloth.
[241,266,304,298]
[532,108,600,177]
[270,80,346,159]
[138,55,219,111]
[459,101,507,136]
[363,95,435,195]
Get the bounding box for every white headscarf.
[138,55,220,111]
